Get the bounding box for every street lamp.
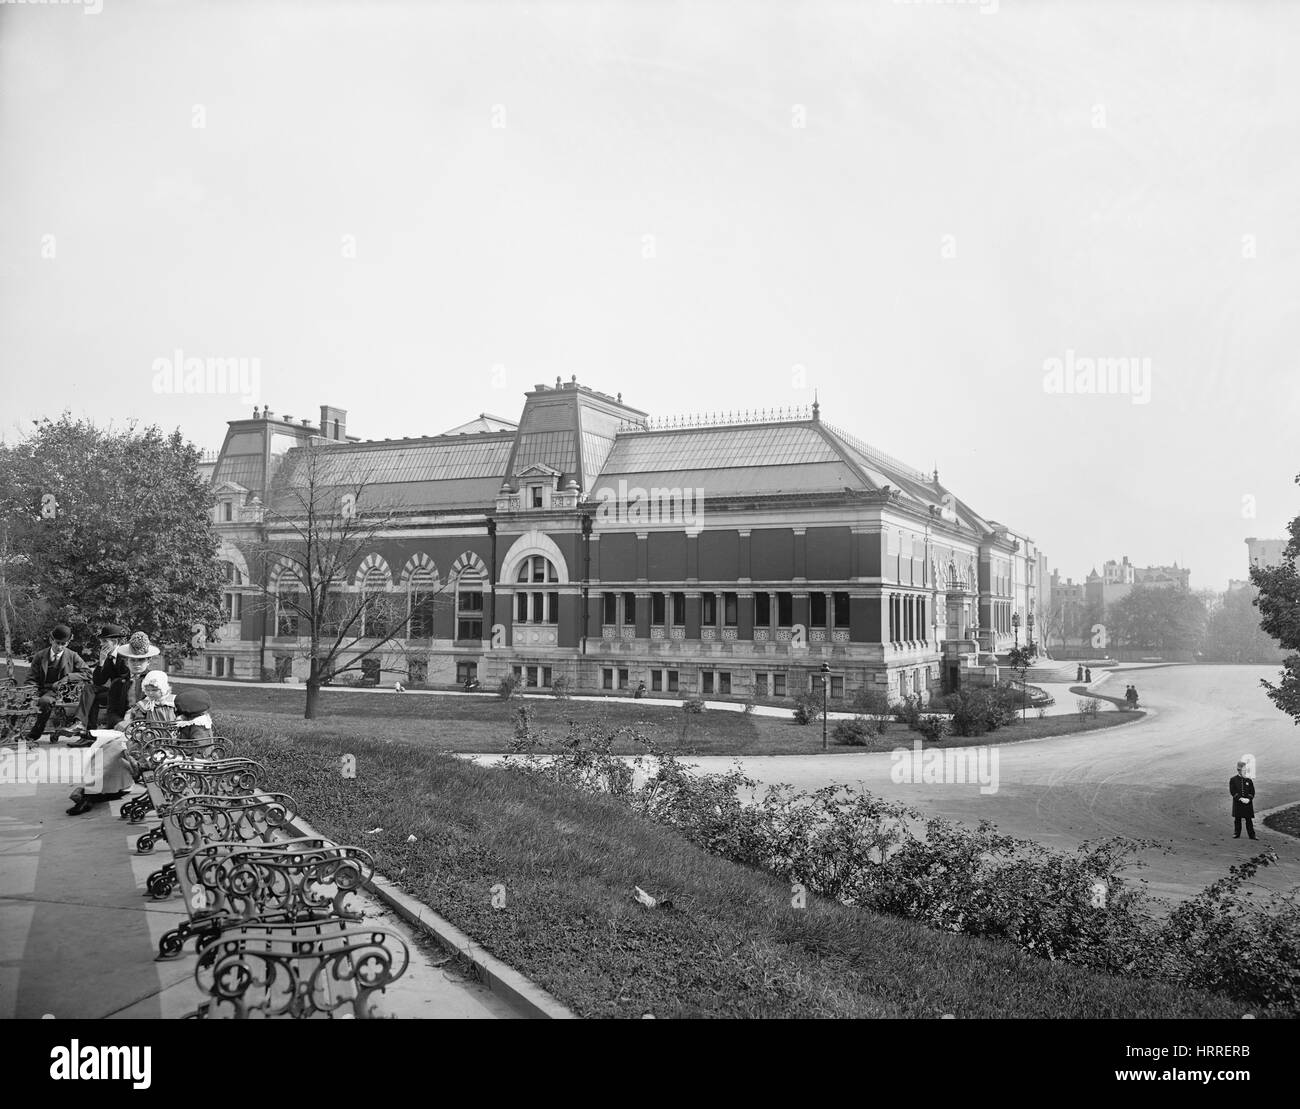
[820,662,831,751]
[1011,612,1021,650]
[1026,612,1035,656]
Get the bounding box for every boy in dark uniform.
[1230,758,1257,840]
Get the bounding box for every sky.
[2,0,1298,592]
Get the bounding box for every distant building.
[1246,537,1291,571]
[1085,555,1190,611]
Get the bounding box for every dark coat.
[25,647,89,693]
[1229,774,1255,818]
[92,650,131,690]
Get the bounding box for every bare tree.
[245,441,454,719]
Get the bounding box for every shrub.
[893,693,924,727]
[832,715,883,746]
[681,697,705,715]
[498,674,520,700]
[260,667,278,683]
[792,691,822,725]
[743,694,757,715]
[1077,696,1101,719]
[550,676,573,700]
[851,687,892,717]
[914,714,947,741]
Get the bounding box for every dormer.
[212,481,250,524]
[518,463,562,510]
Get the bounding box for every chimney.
[320,405,347,442]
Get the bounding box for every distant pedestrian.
[1085,667,1092,682]
[1126,684,1139,708]
[1230,759,1257,840]
[1076,664,1083,682]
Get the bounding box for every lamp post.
[1026,612,1035,657]
[820,662,831,751]
[1011,611,1021,650]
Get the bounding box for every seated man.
[24,624,89,743]
[70,622,130,742]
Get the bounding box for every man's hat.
[174,689,211,716]
[119,631,161,659]
[99,623,128,638]
[50,624,72,643]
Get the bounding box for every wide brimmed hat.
[99,623,129,638]
[50,624,72,643]
[174,689,211,716]
[119,632,161,659]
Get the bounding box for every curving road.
[679,665,1300,904]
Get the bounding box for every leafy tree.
[246,440,453,719]
[1107,586,1206,653]
[0,416,224,665]
[1201,586,1287,664]
[1251,484,1300,724]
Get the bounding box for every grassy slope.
[197,683,1138,755]
[225,721,1241,1019]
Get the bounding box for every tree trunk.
[305,680,320,720]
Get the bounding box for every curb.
[285,810,576,1020]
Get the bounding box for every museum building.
[202,379,1041,704]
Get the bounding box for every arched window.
[359,564,391,639]
[515,556,559,626]
[408,565,439,640]
[275,570,302,637]
[455,565,485,642]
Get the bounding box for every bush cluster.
[941,684,1022,737]
[791,691,822,725]
[501,722,1300,1015]
[497,674,520,700]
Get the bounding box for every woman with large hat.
[106,631,165,727]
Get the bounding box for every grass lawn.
[197,683,1142,755]
[1264,803,1300,839]
[223,720,1241,1018]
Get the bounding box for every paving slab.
[0,755,523,1019]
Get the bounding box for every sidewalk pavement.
[0,755,522,1019]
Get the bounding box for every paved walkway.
[0,754,521,1019]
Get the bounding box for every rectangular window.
[530,485,543,508]
[456,661,476,685]
[719,671,731,695]
[408,658,427,684]
[773,673,786,697]
[618,668,628,688]
[215,657,225,677]
[723,592,738,627]
[777,592,793,627]
[525,666,538,688]
[831,676,844,699]
[457,616,483,641]
[603,592,616,624]
[603,668,613,690]
[755,673,768,697]
[834,592,850,627]
[543,666,552,687]
[755,593,770,625]
[548,592,559,625]
[702,671,714,694]
[222,501,233,522]
[701,593,717,625]
[517,593,528,622]
[623,592,636,626]
[205,656,213,674]
[810,593,826,626]
[652,592,665,625]
[651,670,662,692]
[671,592,685,626]
[531,592,544,622]
[667,670,678,693]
